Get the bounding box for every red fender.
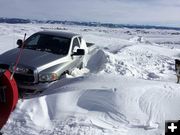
[0,70,18,129]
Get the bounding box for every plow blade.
[0,70,18,129]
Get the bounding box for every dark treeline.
[0,17,180,31]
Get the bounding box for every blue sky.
[0,0,180,27]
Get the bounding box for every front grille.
[25,69,34,75]
[14,74,35,83]
[0,64,36,83]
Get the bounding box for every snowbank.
[3,75,180,135]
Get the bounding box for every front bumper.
[18,81,57,95]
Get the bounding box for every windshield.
[24,33,71,55]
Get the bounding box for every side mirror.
[17,39,23,46]
[72,49,85,56]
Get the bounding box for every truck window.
[25,33,71,55]
[72,38,80,52]
[26,34,40,46]
[78,37,82,44]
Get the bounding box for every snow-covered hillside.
[0,23,180,135]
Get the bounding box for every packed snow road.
[0,23,180,135]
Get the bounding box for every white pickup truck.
[0,31,89,94]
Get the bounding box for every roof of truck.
[37,31,80,39]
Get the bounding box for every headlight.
[39,73,58,82]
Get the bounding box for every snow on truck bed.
[0,23,180,135]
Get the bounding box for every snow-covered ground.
[0,23,180,135]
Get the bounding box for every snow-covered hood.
[0,48,66,69]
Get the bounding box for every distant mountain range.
[0,17,180,31]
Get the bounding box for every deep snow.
[0,23,180,135]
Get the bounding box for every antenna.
[10,33,26,80]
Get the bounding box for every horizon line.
[0,17,180,31]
